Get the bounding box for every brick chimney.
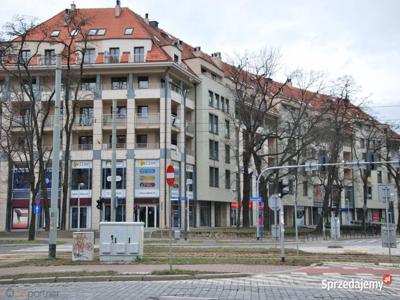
[115,0,121,18]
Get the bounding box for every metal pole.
[256,202,259,240]
[77,184,80,232]
[49,54,61,258]
[274,208,277,248]
[280,200,285,262]
[110,99,117,222]
[182,89,188,240]
[168,185,173,271]
[385,187,392,262]
[294,184,299,256]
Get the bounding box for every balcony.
[102,115,127,127]
[74,116,93,128]
[102,84,128,100]
[171,115,180,129]
[72,144,93,151]
[135,85,161,99]
[135,113,160,127]
[43,116,54,128]
[101,143,126,150]
[186,122,195,135]
[135,143,160,149]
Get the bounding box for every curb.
[0,272,250,285]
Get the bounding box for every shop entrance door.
[137,205,157,228]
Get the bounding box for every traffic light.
[319,156,328,172]
[367,152,377,170]
[96,199,103,210]
[278,180,290,197]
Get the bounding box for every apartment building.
[0,2,398,232]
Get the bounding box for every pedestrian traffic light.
[278,180,290,197]
[96,199,103,210]
[319,156,327,172]
[367,152,377,170]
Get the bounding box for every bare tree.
[0,16,55,239]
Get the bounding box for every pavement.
[0,271,399,299]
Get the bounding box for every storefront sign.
[135,160,160,198]
[71,190,92,198]
[101,189,126,198]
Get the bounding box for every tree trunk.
[61,133,71,230]
[28,195,36,240]
[242,171,251,227]
[5,158,13,232]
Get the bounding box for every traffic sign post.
[166,164,175,271]
[379,184,397,262]
[250,197,262,240]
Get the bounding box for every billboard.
[135,160,160,198]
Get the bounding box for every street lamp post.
[77,182,85,232]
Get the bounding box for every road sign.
[382,224,397,248]
[269,195,281,211]
[250,196,262,201]
[166,165,175,186]
[378,184,397,203]
[34,204,40,215]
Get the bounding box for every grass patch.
[0,271,118,280]
[0,240,56,245]
[151,269,201,276]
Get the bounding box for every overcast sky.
[1,0,399,126]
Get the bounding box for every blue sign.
[339,208,349,212]
[250,197,262,201]
[34,205,40,215]
[180,196,187,201]
[170,196,179,201]
[115,196,118,208]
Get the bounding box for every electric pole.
[110,98,117,221]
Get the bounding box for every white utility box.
[99,222,144,262]
[72,231,95,261]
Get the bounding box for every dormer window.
[88,28,106,36]
[51,30,60,37]
[96,29,106,36]
[70,29,79,36]
[124,28,133,35]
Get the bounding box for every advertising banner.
[135,160,160,198]
[12,208,29,229]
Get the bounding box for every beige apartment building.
[0,2,398,232]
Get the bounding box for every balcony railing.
[72,144,93,151]
[135,113,160,125]
[101,143,126,150]
[102,115,127,126]
[38,55,56,65]
[135,143,160,149]
[186,122,194,134]
[74,116,93,127]
[171,115,180,128]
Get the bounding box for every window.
[137,105,148,117]
[208,91,214,106]
[79,107,93,126]
[88,29,97,36]
[12,167,30,190]
[108,47,120,63]
[78,135,93,150]
[50,30,60,37]
[116,135,126,145]
[303,181,308,197]
[80,77,96,91]
[215,94,220,109]
[360,138,365,148]
[224,120,230,138]
[70,29,79,36]
[225,170,231,189]
[221,97,225,112]
[136,134,147,148]
[111,77,127,90]
[174,54,179,63]
[44,49,55,65]
[226,99,230,113]
[124,28,133,35]
[377,171,382,184]
[209,167,219,187]
[134,47,145,63]
[83,49,95,64]
[96,28,106,36]
[102,161,126,189]
[116,106,127,118]
[71,207,89,229]
[19,50,31,64]
[225,144,230,164]
[138,76,149,89]
[208,113,218,134]
[71,168,92,190]
[209,140,219,160]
